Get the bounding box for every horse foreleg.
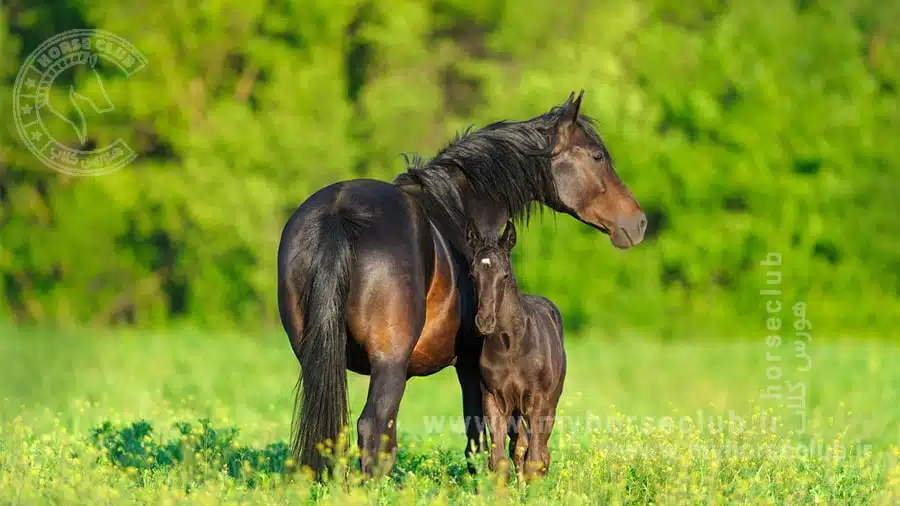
[455,356,486,474]
[524,405,555,481]
[484,392,510,483]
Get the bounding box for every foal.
[466,220,567,482]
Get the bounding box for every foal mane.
[393,105,607,238]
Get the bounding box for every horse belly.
[407,232,460,377]
[408,295,459,376]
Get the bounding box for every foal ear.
[556,89,584,149]
[465,219,481,248]
[499,220,517,251]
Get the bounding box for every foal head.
[466,219,518,335]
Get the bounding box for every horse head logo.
[45,52,114,146]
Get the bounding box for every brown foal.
[466,219,567,483]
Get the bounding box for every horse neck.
[465,194,512,244]
[495,278,525,342]
[407,168,515,258]
[396,122,556,256]
[450,168,533,249]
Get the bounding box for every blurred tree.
[1,0,897,338]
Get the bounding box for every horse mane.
[393,105,608,237]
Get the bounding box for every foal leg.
[524,406,555,480]
[507,417,519,471]
[357,359,409,477]
[483,392,510,482]
[511,414,529,484]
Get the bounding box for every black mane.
[393,105,608,238]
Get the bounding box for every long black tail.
[287,208,368,477]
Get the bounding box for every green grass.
[0,325,897,504]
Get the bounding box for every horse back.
[523,295,564,345]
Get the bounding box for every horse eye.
[592,152,604,162]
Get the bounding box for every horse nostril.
[638,215,648,235]
[475,315,494,332]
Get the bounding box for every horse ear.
[563,90,584,121]
[556,89,584,149]
[465,220,481,249]
[500,220,517,251]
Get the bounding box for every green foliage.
[1,327,898,504]
[1,1,898,337]
[90,419,291,486]
[87,418,474,490]
[75,417,900,504]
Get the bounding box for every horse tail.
[284,204,370,477]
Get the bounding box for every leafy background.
[2,0,899,340]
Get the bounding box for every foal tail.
[284,206,370,477]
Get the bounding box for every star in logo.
[30,130,43,142]
[25,78,37,89]
[20,104,33,115]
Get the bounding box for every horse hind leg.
[353,296,423,477]
[357,358,410,477]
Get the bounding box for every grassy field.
[0,325,897,504]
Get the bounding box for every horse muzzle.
[475,314,497,335]
[611,212,648,249]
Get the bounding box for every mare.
[276,90,647,477]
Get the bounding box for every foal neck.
[492,280,526,346]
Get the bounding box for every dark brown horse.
[276,90,647,477]
[465,219,566,483]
